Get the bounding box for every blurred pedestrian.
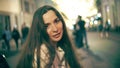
[17,5,81,68]
[21,22,29,45]
[2,26,11,51]
[74,15,89,48]
[73,20,83,48]
[98,20,103,38]
[104,20,111,38]
[12,27,20,50]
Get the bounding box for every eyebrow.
[45,17,59,24]
[44,23,50,26]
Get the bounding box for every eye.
[44,24,50,29]
[54,18,61,23]
[44,25,48,28]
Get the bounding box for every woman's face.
[43,10,63,42]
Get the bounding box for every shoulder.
[40,44,49,57]
[34,44,49,56]
[40,44,50,67]
[82,20,85,23]
[33,44,50,68]
[41,44,48,50]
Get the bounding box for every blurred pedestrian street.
[0,29,120,68]
[68,29,120,68]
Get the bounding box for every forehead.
[43,10,57,24]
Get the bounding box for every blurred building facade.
[100,0,120,31]
[0,0,37,38]
[35,0,56,8]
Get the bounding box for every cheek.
[47,29,51,36]
[59,23,63,31]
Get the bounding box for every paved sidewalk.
[67,29,116,68]
[109,32,120,42]
[74,47,112,68]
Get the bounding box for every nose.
[51,24,58,32]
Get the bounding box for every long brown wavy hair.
[17,5,81,68]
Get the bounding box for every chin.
[52,36,62,42]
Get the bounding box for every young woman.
[17,5,81,68]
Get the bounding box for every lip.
[53,32,61,38]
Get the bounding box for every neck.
[50,41,57,49]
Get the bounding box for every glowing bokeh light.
[52,0,98,29]
[52,0,97,18]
